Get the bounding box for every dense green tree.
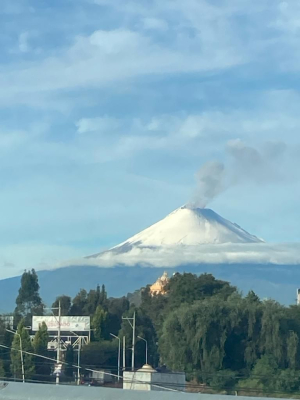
[287,331,299,369]
[14,269,44,326]
[106,297,130,335]
[166,273,236,310]
[92,305,108,341]
[259,300,285,366]
[0,359,4,378]
[51,296,71,316]
[81,341,118,371]
[33,322,50,379]
[10,320,35,380]
[119,308,159,368]
[70,285,108,316]
[70,289,88,315]
[0,322,13,378]
[65,345,74,378]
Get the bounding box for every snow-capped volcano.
[111,206,263,249]
[87,206,264,262]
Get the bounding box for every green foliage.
[92,305,108,341]
[165,273,236,310]
[70,284,108,316]
[81,341,118,370]
[209,370,237,391]
[119,308,159,368]
[14,269,44,326]
[0,359,4,377]
[65,345,74,378]
[10,320,35,380]
[6,270,300,395]
[70,289,88,316]
[287,331,299,369]
[0,322,13,378]
[33,322,50,379]
[51,295,71,316]
[106,297,129,336]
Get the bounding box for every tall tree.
[287,331,299,369]
[52,295,71,316]
[70,289,88,315]
[33,322,51,380]
[14,269,44,326]
[92,305,108,341]
[10,320,35,380]
[65,345,74,378]
[0,323,13,378]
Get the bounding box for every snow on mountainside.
[84,206,274,266]
[112,206,263,249]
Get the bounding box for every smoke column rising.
[191,140,287,208]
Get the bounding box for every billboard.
[32,316,90,332]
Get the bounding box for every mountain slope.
[89,206,263,259]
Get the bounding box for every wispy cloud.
[76,116,120,134]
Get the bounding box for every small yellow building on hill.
[149,272,169,296]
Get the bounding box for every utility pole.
[122,311,136,371]
[110,333,120,382]
[137,336,148,365]
[56,300,61,385]
[132,311,136,371]
[123,336,126,372]
[77,337,81,386]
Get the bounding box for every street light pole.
[137,336,148,365]
[6,329,25,383]
[122,312,136,371]
[69,330,82,385]
[77,338,81,386]
[123,336,126,372]
[110,333,120,382]
[56,300,61,385]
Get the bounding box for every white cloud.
[76,116,120,134]
[61,242,300,269]
[0,23,245,107]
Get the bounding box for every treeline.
[1,269,300,396]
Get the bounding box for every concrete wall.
[123,371,151,390]
[152,372,185,391]
[123,371,185,391]
[0,381,291,400]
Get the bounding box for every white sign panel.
[32,316,90,332]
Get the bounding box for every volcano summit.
[110,206,263,248]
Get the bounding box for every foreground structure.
[0,381,292,400]
[123,364,185,391]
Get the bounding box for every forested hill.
[2,270,300,397]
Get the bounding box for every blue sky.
[1,0,300,278]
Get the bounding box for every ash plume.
[190,139,287,208]
[190,161,226,208]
